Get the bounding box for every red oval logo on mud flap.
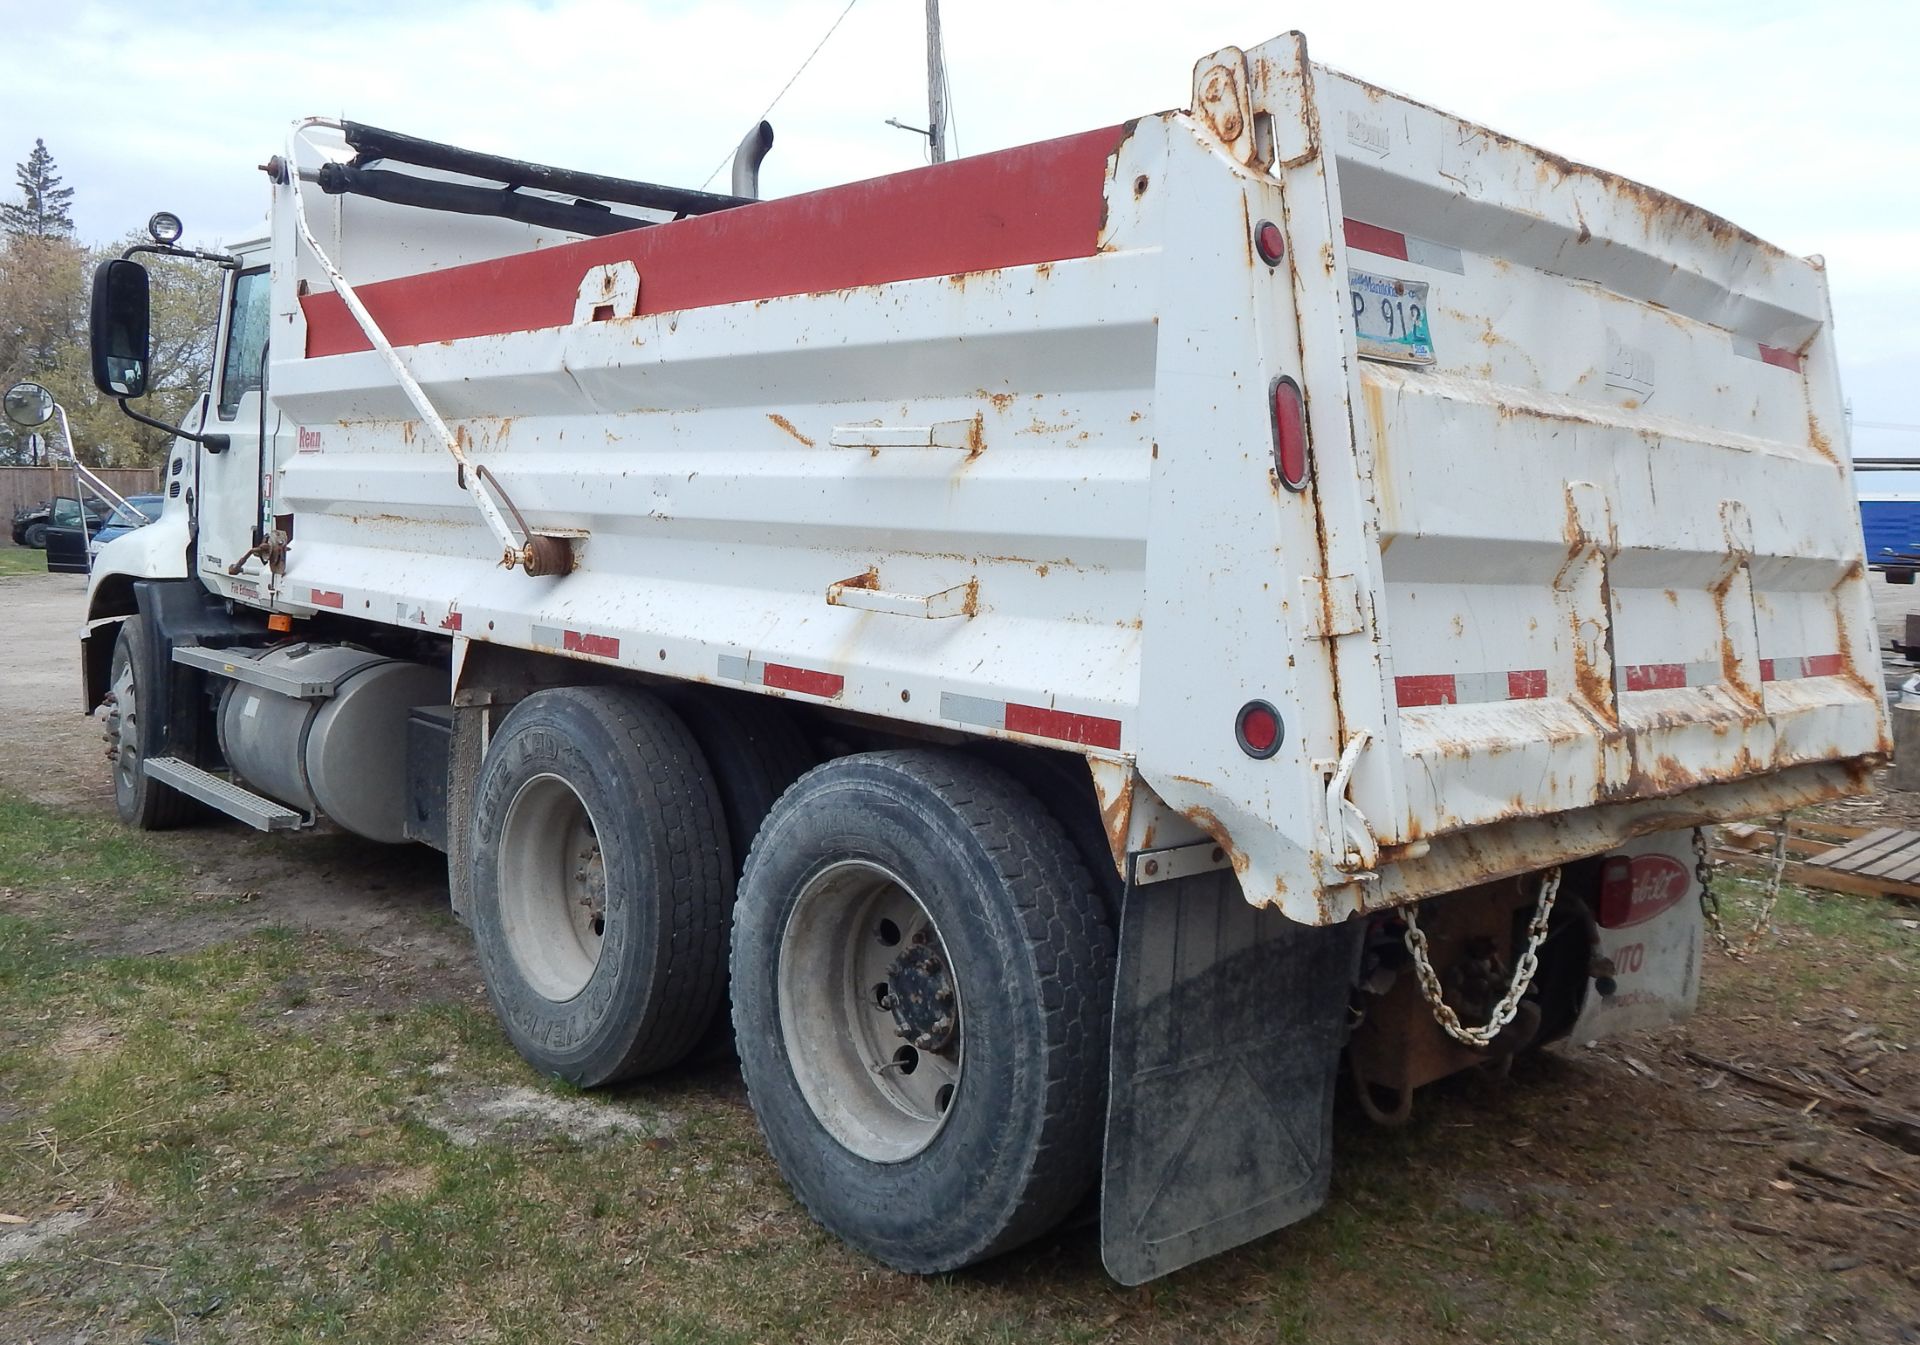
[1597,853,1692,928]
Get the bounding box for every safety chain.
[1403,866,1561,1049]
[1693,819,1788,959]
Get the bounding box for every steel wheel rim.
[777,860,964,1163]
[497,773,606,1001]
[109,657,139,797]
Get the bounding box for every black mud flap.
[1101,866,1362,1284]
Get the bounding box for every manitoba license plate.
[1348,268,1434,365]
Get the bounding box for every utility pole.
[925,0,947,163]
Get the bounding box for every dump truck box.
[252,33,1882,930]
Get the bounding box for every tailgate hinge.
[1300,574,1364,640]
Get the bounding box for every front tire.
[105,616,195,829]
[24,522,47,550]
[468,686,731,1086]
[731,751,1116,1273]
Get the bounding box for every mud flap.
[1101,866,1363,1284]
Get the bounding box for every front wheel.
[731,751,1115,1273]
[105,616,195,829]
[23,522,47,550]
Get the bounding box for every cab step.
[143,757,305,831]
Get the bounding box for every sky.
[4,0,1914,456]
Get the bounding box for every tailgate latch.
[1323,730,1380,872]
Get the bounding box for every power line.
[1854,420,1920,433]
[700,0,861,190]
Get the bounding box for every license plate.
[1348,268,1434,365]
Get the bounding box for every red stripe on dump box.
[302,127,1125,357]
[1394,674,1456,708]
[1622,663,1687,692]
[1003,702,1124,750]
[1343,218,1409,261]
[440,611,463,632]
[1757,344,1804,373]
[562,630,620,659]
[309,589,344,609]
[1803,653,1845,677]
[764,663,844,699]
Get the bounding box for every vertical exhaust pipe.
[730,121,775,201]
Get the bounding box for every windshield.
[107,498,160,528]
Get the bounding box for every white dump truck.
[40,31,1883,1281]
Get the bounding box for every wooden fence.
[1,465,163,539]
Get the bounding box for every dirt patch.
[50,1021,121,1058]
[265,1163,437,1214]
[0,1209,93,1267]
[422,1084,681,1149]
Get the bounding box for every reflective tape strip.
[309,589,344,609]
[532,624,620,659]
[1394,669,1548,708]
[1343,218,1466,275]
[1619,661,1720,692]
[719,654,844,700]
[939,691,1123,750]
[1762,654,1844,681]
[1732,338,1805,373]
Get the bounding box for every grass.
[0,545,51,576]
[0,790,1914,1342]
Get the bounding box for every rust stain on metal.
[965,413,986,462]
[1089,762,1136,871]
[1181,805,1250,877]
[1195,63,1247,144]
[767,413,814,447]
[979,390,1016,413]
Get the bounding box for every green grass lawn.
[0,546,51,576]
[0,794,1914,1343]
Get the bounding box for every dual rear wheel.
[468,686,1116,1271]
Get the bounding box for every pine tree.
[1,140,76,239]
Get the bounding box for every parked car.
[87,494,165,559]
[12,495,110,549]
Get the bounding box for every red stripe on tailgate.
[1757,344,1804,372]
[1803,653,1844,676]
[1003,703,1123,750]
[1623,663,1687,692]
[302,127,1124,357]
[309,589,344,609]
[1394,675,1457,708]
[1506,669,1549,700]
[1343,218,1409,261]
[763,663,844,699]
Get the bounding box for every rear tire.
[468,685,730,1085]
[24,522,46,550]
[665,692,816,1059]
[106,616,196,830]
[731,750,1116,1273]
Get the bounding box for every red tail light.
[1271,376,1310,491]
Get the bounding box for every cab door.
[42,496,96,573]
[196,266,271,587]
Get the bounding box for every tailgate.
[1299,62,1887,854]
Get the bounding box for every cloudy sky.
[6,0,1914,454]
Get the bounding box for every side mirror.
[89,259,151,399]
[2,381,54,429]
